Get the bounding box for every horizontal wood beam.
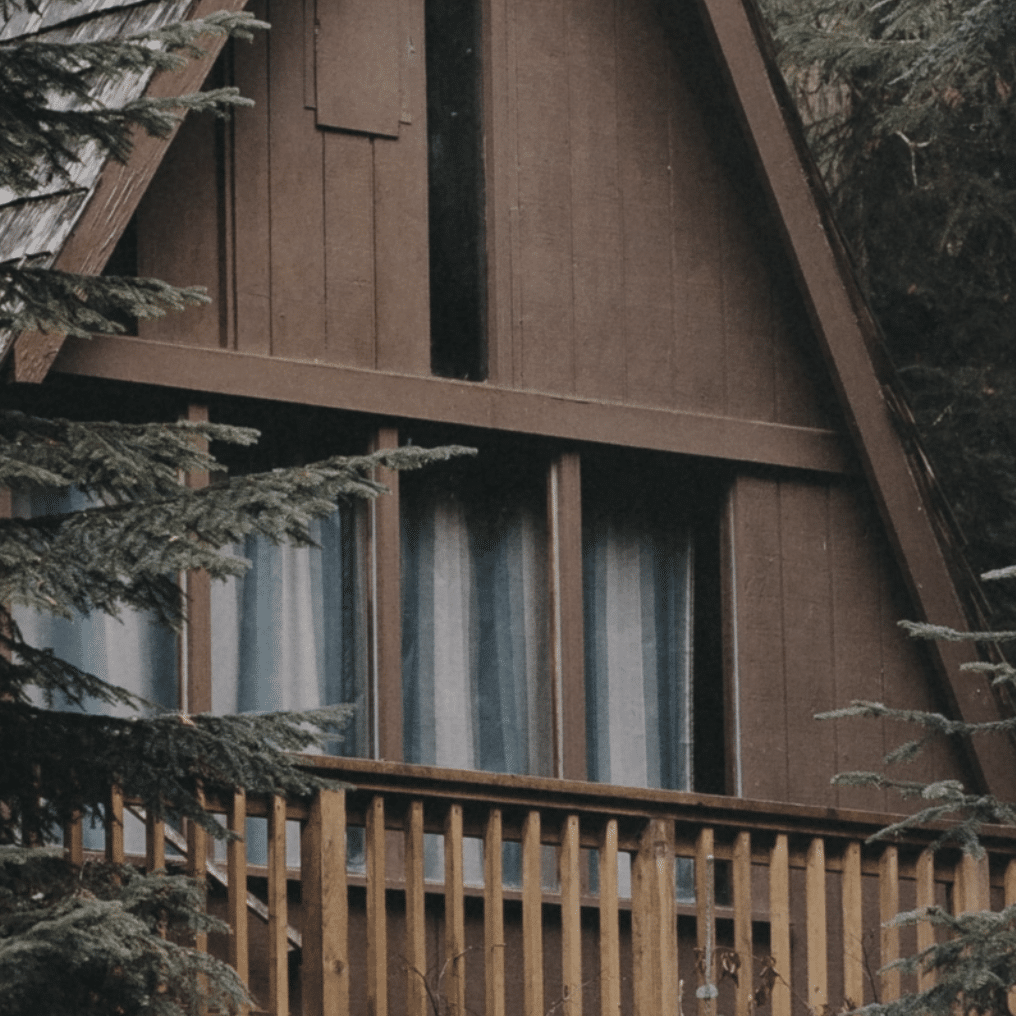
[53,334,852,473]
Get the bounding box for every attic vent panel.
[315,0,400,137]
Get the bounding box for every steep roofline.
[690,0,1014,795]
[7,0,248,382]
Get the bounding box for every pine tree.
[0,6,472,1013]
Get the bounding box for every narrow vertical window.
[426,0,487,380]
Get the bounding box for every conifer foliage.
[0,5,471,1013]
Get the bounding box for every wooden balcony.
[70,758,1016,1016]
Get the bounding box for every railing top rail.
[289,755,1016,854]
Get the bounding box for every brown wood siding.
[731,473,971,810]
[133,0,842,443]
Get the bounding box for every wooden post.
[484,809,506,1016]
[444,804,466,1016]
[915,847,936,993]
[732,831,753,1016]
[106,783,125,864]
[879,845,900,1002]
[267,794,288,1016]
[842,841,864,1008]
[228,789,250,1012]
[522,810,544,1016]
[769,835,791,1016]
[405,801,427,1016]
[366,795,388,1016]
[634,820,678,1016]
[559,814,582,1016]
[1006,859,1016,1016]
[599,820,621,1016]
[64,811,83,868]
[302,789,348,1016]
[145,809,165,872]
[696,828,717,1016]
[806,838,828,1013]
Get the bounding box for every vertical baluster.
[732,832,752,1016]
[484,809,506,1016]
[187,787,208,956]
[366,795,388,1016]
[916,848,936,993]
[634,820,677,1016]
[228,790,250,1013]
[522,810,544,1016]
[64,811,83,868]
[560,814,582,1016]
[405,801,427,1016]
[145,808,165,872]
[302,789,348,1016]
[806,838,828,1013]
[879,845,900,1002]
[769,834,791,1016]
[599,819,621,1016]
[444,804,466,1016]
[842,841,864,1008]
[106,784,125,864]
[1006,858,1016,1016]
[696,828,717,1016]
[268,794,289,1016]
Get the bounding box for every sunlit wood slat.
[1006,859,1016,1016]
[916,847,936,993]
[806,837,828,1013]
[842,841,863,1008]
[634,819,677,1016]
[145,808,165,872]
[484,809,506,1016]
[64,811,83,867]
[106,783,125,864]
[522,810,544,1016]
[366,795,388,1016]
[227,789,249,1003]
[301,789,348,1016]
[732,831,752,1016]
[445,804,466,1016]
[696,828,717,1016]
[769,834,791,1016]
[879,845,900,1002]
[405,800,427,1016]
[599,819,620,1016]
[560,814,582,1016]
[267,793,289,1016]
[187,787,208,956]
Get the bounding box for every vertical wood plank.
[145,810,165,872]
[732,832,753,1016]
[915,847,935,994]
[366,796,388,1016]
[599,819,621,1016]
[405,801,427,1016]
[842,841,864,1008]
[227,789,249,1009]
[105,784,125,864]
[267,794,288,1016]
[559,814,582,1016]
[1006,859,1016,1016]
[634,819,678,1016]
[302,790,348,1016]
[372,427,403,761]
[806,838,828,1013]
[548,453,586,780]
[444,805,466,1016]
[659,823,679,1016]
[769,835,791,1016]
[484,809,506,1016]
[631,832,650,1016]
[879,846,900,1003]
[522,810,544,1016]
[697,828,717,1016]
[373,0,430,374]
[64,812,83,868]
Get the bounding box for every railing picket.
[732,832,752,1016]
[366,795,388,1016]
[696,828,717,1016]
[187,788,208,956]
[484,809,506,1016]
[842,841,863,1008]
[806,838,828,1013]
[301,790,348,1016]
[769,834,791,1016]
[560,814,582,1016]
[916,847,935,993]
[228,789,249,1009]
[522,810,544,1016]
[405,801,427,1016]
[599,819,621,1016]
[1006,859,1016,1016]
[444,804,466,1016]
[268,793,289,1016]
[63,811,83,868]
[145,809,165,872]
[634,819,678,1016]
[879,845,900,1002]
[106,784,125,864]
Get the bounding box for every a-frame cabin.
[4,0,1016,1014]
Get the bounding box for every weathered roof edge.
[690,0,1015,796]
[5,0,248,383]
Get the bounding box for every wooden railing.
[67,758,1016,1016]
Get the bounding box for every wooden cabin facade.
[4,0,1016,1014]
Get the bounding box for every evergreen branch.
[898,619,1016,642]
